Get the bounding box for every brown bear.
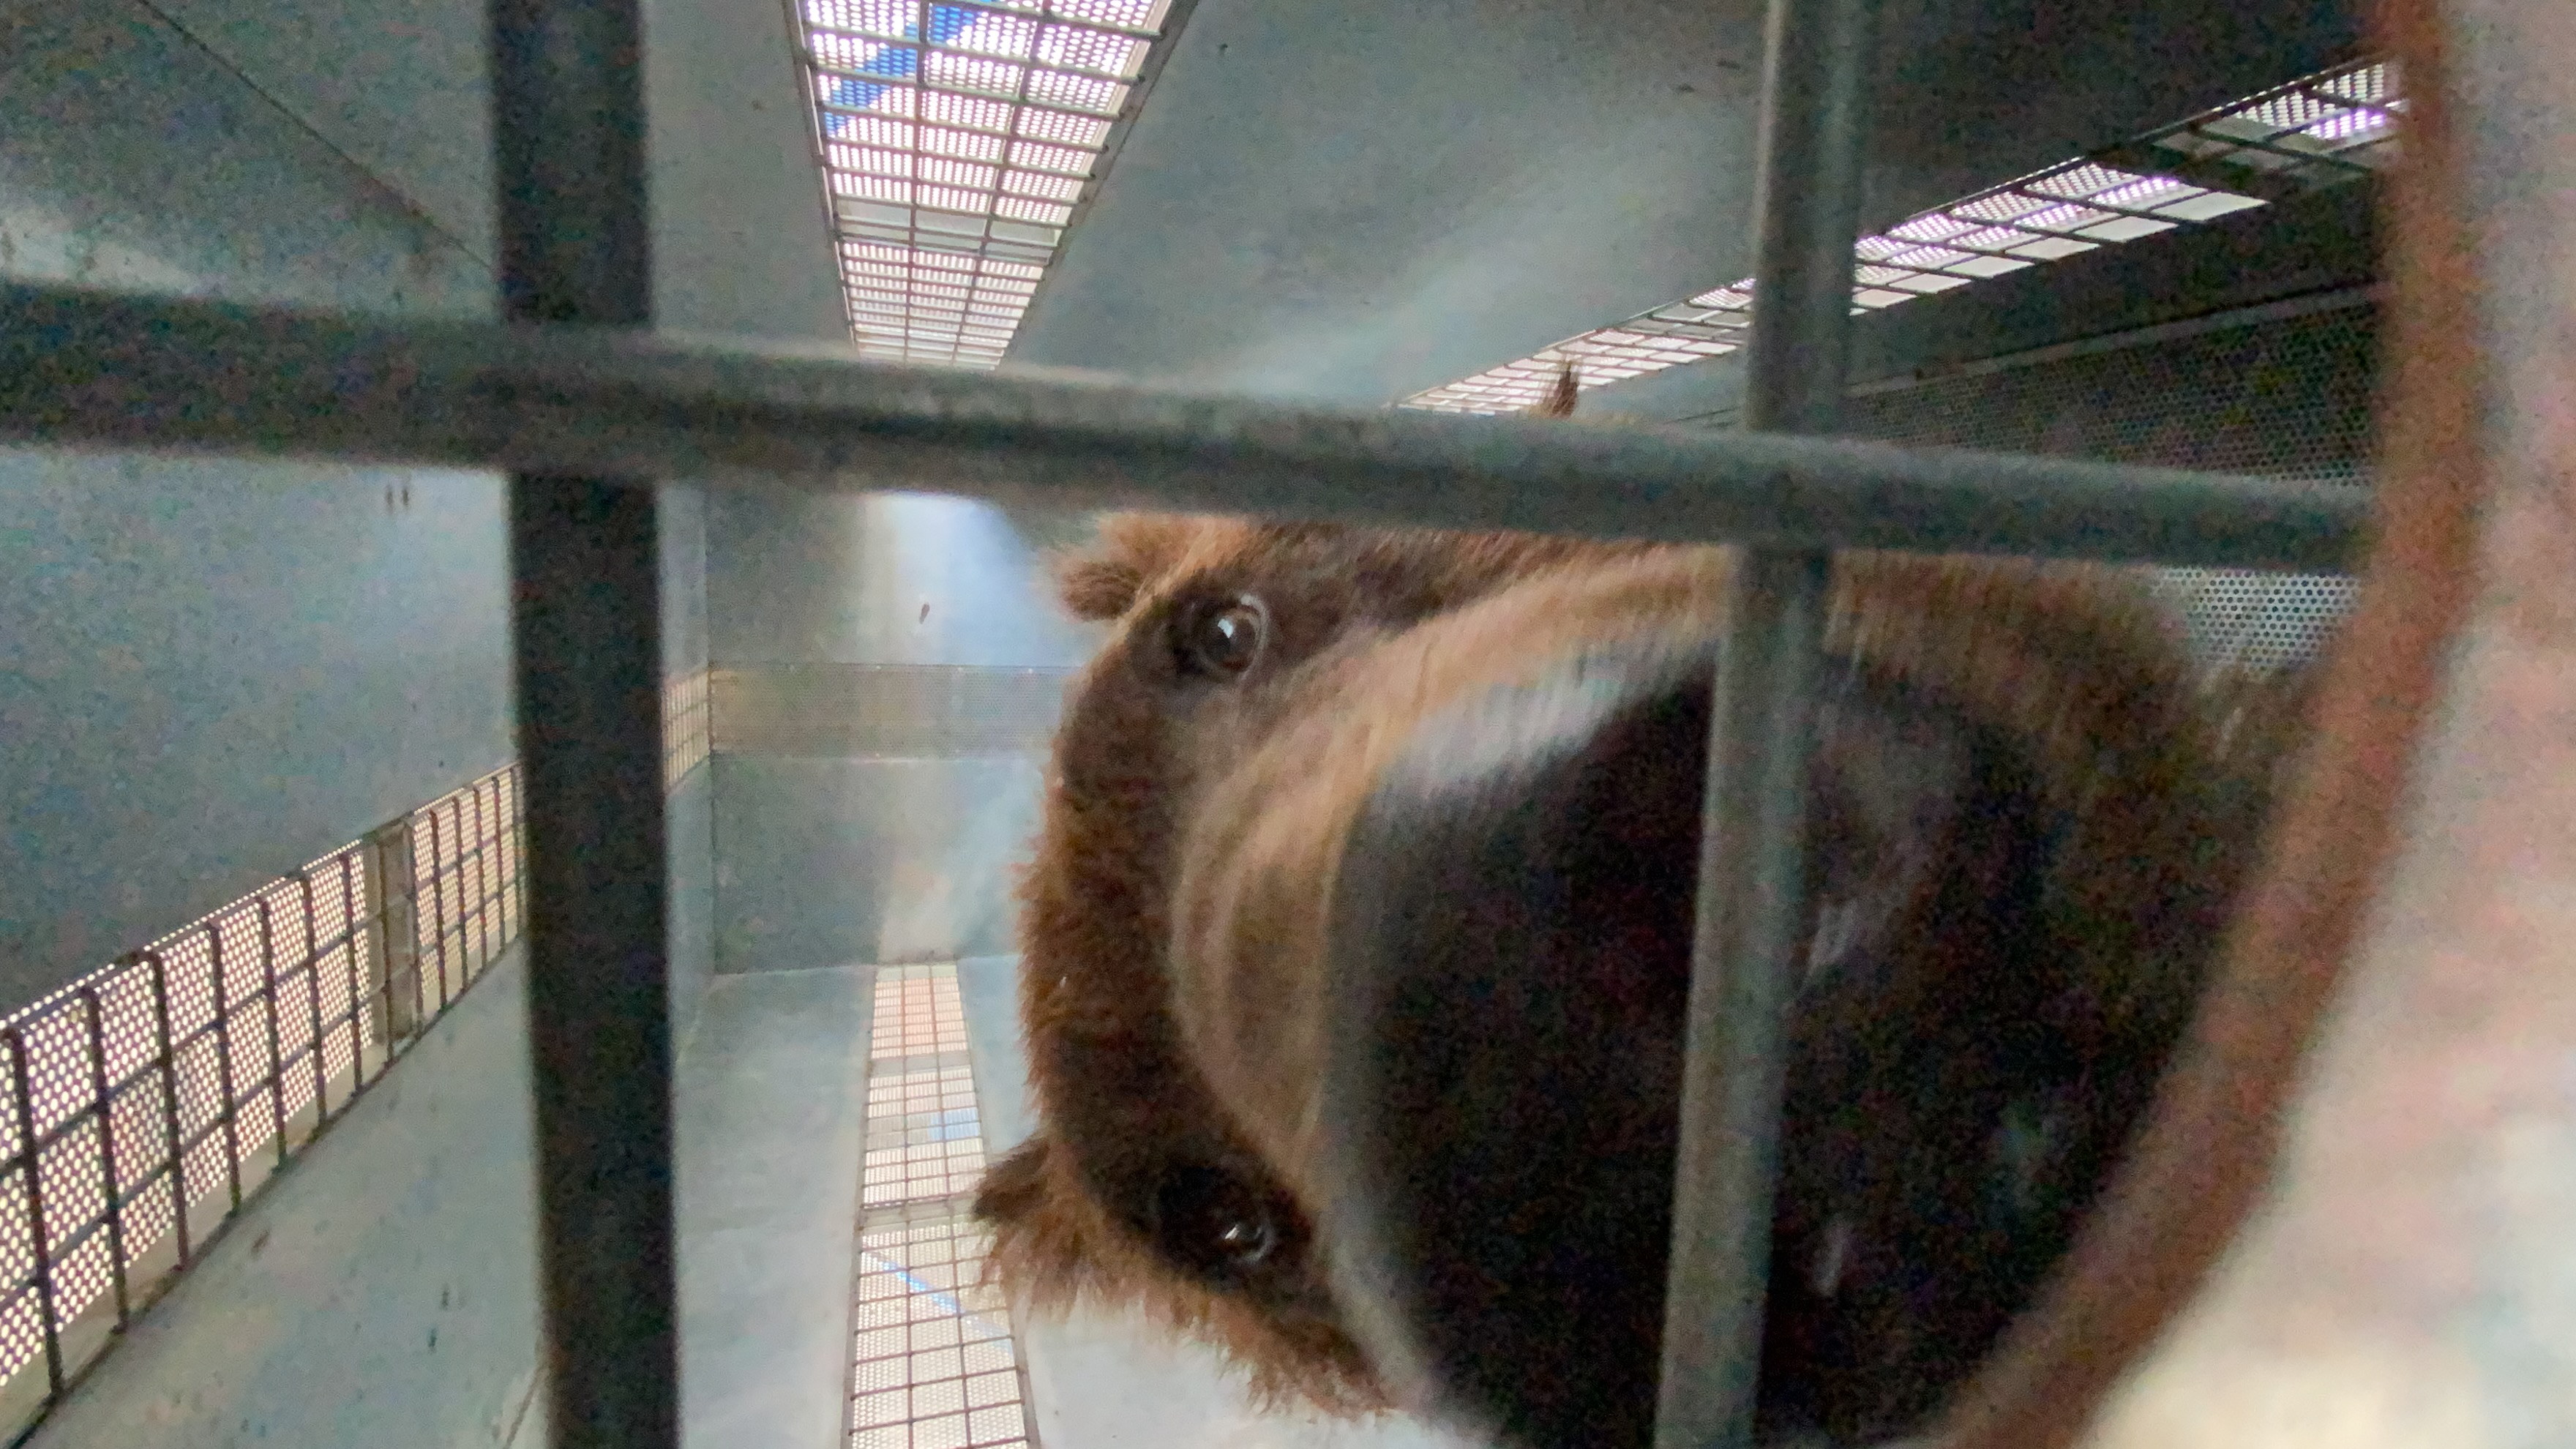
[972,383,2304,1448]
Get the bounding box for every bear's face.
[978,512,1657,1409]
[978,504,2292,1443]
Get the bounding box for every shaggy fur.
[981,516,1657,1411]
[973,381,2304,1434]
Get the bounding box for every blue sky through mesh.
[824,4,983,118]
[800,0,1175,369]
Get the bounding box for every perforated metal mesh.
[2143,566,2358,673]
[851,965,1032,1449]
[665,665,713,789]
[797,0,1182,369]
[0,667,711,1438]
[1846,305,2378,484]
[1838,304,2375,670]
[0,765,523,1430]
[1404,54,2394,415]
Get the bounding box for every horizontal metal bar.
[0,280,2368,571]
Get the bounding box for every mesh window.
[0,763,527,1421]
[801,0,1181,368]
[1404,53,2390,416]
[0,663,713,1439]
[851,965,1032,1449]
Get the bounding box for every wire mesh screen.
[850,964,1033,1449]
[666,665,713,790]
[1840,303,2377,670]
[0,763,526,1428]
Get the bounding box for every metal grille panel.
[797,0,1183,370]
[1404,53,2395,416]
[0,667,708,1436]
[0,765,524,1428]
[850,964,1033,1449]
[1836,304,2373,669]
[666,665,714,790]
[1843,304,2379,484]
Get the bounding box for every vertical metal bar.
[469,779,496,980]
[299,871,330,1122]
[490,0,674,1445]
[256,896,289,1167]
[1656,0,1880,1444]
[338,854,372,1085]
[80,988,132,1327]
[362,820,420,1044]
[143,951,191,1266]
[424,804,454,1009]
[405,820,433,1030]
[207,923,244,1213]
[1736,0,1879,439]
[8,1030,64,1396]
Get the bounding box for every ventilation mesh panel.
[1844,304,2375,670]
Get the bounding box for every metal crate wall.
[1847,303,2376,670]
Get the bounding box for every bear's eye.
[1151,1164,1284,1279]
[1171,595,1268,679]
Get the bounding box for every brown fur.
[989,517,1663,1411]
[971,3,2568,1440]
[979,463,2299,1426]
[1166,547,2282,1211]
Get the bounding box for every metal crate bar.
[488,0,678,1445]
[1657,0,1879,1444]
[0,280,2365,571]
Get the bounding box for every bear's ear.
[1527,361,1581,419]
[1053,553,1149,621]
[1048,512,1202,621]
[971,1134,1053,1227]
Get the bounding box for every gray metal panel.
[713,756,1045,973]
[669,765,719,1041]
[23,950,543,1449]
[0,452,513,1013]
[1008,0,2360,403]
[137,0,498,261]
[956,954,1036,1154]
[674,965,875,1449]
[0,0,509,1012]
[712,664,1074,758]
[707,491,1103,670]
[137,0,847,341]
[0,0,493,318]
[702,488,1089,978]
[663,485,716,1034]
[702,485,1094,976]
[662,484,714,680]
[637,0,848,341]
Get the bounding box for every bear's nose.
[1311,640,1717,1449]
